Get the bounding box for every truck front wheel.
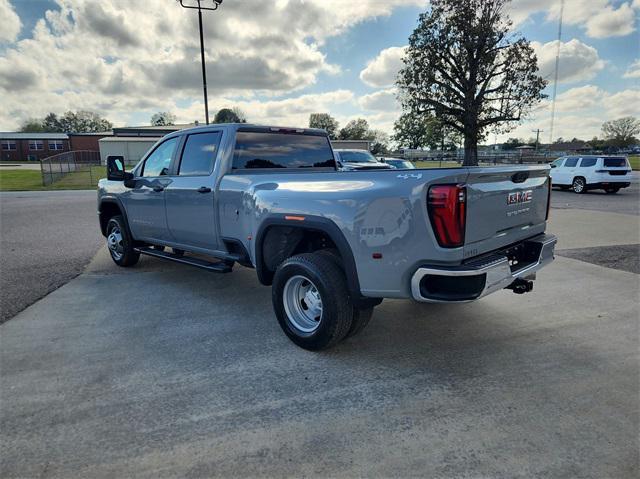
[106,215,140,267]
[272,253,353,350]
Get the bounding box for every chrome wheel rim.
[573,179,584,192]
[107,226,124,261]
[283,275,323,333]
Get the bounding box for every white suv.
[550,155,632,194]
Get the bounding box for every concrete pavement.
[1,207,638,478]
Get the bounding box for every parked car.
[380,158,416,169]
[334,149,391,170]
[99,124,556,350]
[550,155,632,194]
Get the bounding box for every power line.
[549,0,564,144]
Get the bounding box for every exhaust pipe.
[507,278,534,294]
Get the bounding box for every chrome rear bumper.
[411,233,557,303]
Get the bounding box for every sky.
[0,0,639,144]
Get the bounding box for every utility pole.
[532,128,543,151]
[549,0,564,144]
[178,0,223,125]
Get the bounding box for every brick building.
[0,133,70,162]
[0,132,113,162]
[68,132,113,152]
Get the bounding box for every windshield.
[603,157,627,167]
[387,159,413,168]
[338,151,379,163]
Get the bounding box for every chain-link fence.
[40,151,102,186]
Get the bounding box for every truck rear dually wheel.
[272,252,353,350]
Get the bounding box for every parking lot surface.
[1,205,638,478]
[551,181,639,216]
[0,190,103,322]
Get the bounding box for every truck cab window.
[232,132,335,170]
[179,132,222,176]
[141,138,178,177]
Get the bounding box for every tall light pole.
[178,0,223,125]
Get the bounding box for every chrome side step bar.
[134,247,233,273]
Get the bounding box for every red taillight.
[427,185,466,248]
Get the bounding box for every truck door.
[124,137,179,242]
[164,131,222,250]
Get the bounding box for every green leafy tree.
[397,0,547,165]
[18,119,48,133]
[58,111,112,133]
[392,112,430,149]
[213,107,247,123]
[338,118,375,141]
[309,113,339,139]
[602,117,640,148]
[151,111,176,126]
[370,130,390,155]
[19,111,112,133]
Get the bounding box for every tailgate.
[463,165,550,258]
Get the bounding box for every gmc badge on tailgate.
[507,190,533,205]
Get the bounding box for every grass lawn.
[0,166,106,191]
[628,155,639,170]
[414,160,462,168]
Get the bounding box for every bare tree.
[602,117,640,148]
[397,0,547,165]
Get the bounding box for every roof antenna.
[549,0,564,144]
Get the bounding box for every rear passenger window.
[232,131,335,170]
[579,158,597,167]
[179,132,222,176]
[564,158,578,167]
[603,157,627,167]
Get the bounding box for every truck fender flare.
[255,214,361,298]
[98,196,130,237]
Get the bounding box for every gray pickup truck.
[98,124,557,350]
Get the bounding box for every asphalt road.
[551,182,639,216]
[0,190,103,322]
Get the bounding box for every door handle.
[197,186,212,193]
[152,185,164,192]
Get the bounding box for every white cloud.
[0,0,21,43]
[584,2,636,38]
[0,0,420,129]
[623,59,640,79]
[496,86,640,142]
[605,89,640,117]
[510,0,637,39]
[359,46,406,88]
[532,39,605,83]
[358,88,399,111]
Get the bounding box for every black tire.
[106,215,139,267]
[272,252,353,350]
[605,187,620,194]
[316,249,376,338]
[572,177,587,194]
[347,306,374,338]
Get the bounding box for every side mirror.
[107,156,126,181]
[107,156,134,184]
[550,164,556,168]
